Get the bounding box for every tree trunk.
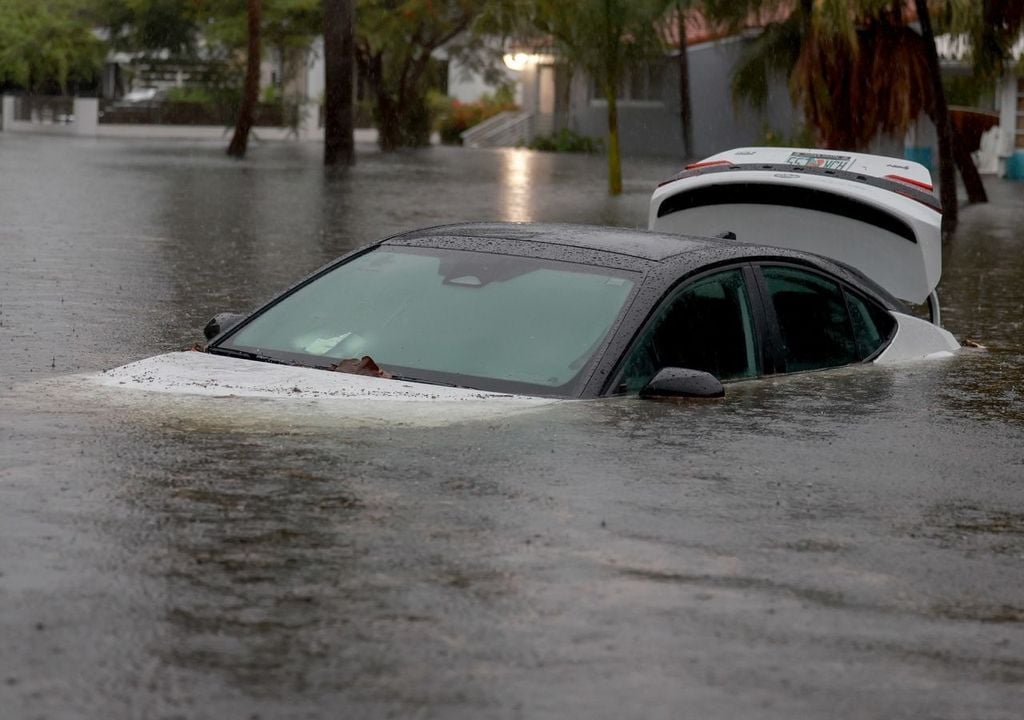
[952,132,988,203]
[375,91,402,152]
[323,0,355,166]
[227,0,261,158]
[677,6,694,160]
[914,0,957,236]
[606,88,622,195]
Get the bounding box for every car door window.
[845,289,897,359]
[761,266,860,372]
[617,269,759,393]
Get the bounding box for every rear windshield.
[217,247,637,396]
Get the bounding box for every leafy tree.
[516,0,669,195]
[89,0,200,57]
[355,0,495,151]
[0,0,105,94]
[185,0,319,156]
[199,0,322,63]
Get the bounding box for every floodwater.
[1,134,1022,719]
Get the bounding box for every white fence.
[0,94,322,141]
[0,96,98,136]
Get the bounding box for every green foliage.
[436,91,518,144]
[943,73,986,107]
[356,0,501,150]
[89,0,200,57]
[166,85,219,104]
[931,0,1024,82]
[0,0,105,93]
[510,0,669,193]
[198,0,322,53]
[729,12,802,112]
[525,128,602,153]
[519,0,668,98]
[261,83,283,104]
[723,1,948,149]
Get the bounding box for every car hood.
[92,351,557,405]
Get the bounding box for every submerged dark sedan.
[145,221,958,402]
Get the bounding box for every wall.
[447,55,518,103]
[569,36,798,160]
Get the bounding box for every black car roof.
[383,222,716,263]
[380,221,901,308]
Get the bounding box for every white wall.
[447,56,516,102]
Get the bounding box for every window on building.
[591,61,666,103]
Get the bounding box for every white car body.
[86,352,559,426]
[649,146,959,363]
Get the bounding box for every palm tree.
[720,0,967,232]
[525,0,667,195]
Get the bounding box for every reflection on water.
[502,148,533,222]
[1,134,1023,718]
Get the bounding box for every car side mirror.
[203,312,246,341]
[639,367,725,399]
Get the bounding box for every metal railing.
[460,110,534,148]
[99,100,300,127]
[14,96,75,123]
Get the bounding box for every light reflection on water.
[502,148,533,222]
[1,135,1023,718]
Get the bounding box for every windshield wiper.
[210,348,467,388]
[207,346,286,364]
[388,373,463,388]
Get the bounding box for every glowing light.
[503,53,535,71]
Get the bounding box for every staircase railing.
[460,110,533,148]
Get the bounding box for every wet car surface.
[1,135,1023,719]
[197,221,954,400]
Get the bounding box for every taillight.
[684,159,732,170]
[885,174,933,192]
[656,159,734,186]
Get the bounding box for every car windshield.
[214,246,637,396]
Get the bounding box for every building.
[493,12,796,160]
[931,34,1024,179]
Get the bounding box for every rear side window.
[761,266,895,372]
[845,289,896,359]
[762,266,857,372]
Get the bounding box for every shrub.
[166,86,218,105]
[526,128,602,154]
[436,91,517,145]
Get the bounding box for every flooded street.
[2,134,1023,719]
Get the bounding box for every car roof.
[378,221,901,308]
[383,222,718,263]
